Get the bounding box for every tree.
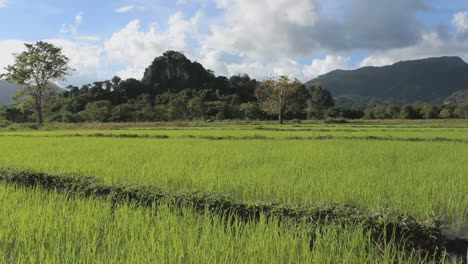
[239,102,260,119]
[306,84,334,119]
[419,103,438,119]
[400,105,418,119]
[80,100,113,122]
[1,41,73,124]
[453,104,468,119]
[255,76,305,124]
[385,104,400,119]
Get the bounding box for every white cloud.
[0,0,7,8]
[223,55,350,82]
[453,12,468,33]
[47,39,102,72]
[104,12,202,79]
[303,55,349,78]
[204,0,320,59]
[60,12,83,35]
[0,40,27,74]
[202,0,426,60]
[197,48,229,76]
[0,39,103,86]
[360,32,468,67]
[115,5,135,13]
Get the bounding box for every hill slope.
[0,80,20,106]
[306,57,468,105]
[141,51,213,93]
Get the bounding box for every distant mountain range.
[0,80,20,106]
[306,56,468,106]
[0,80,63,106]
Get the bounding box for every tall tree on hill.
[255,76,306,124]
[306,84,334,119]
[1,41,73,124]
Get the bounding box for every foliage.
[0,184,443,263]
[255,76,307,124]
[3,49,468,123]
[1,41,72,124]
[0,169,446,256]
[306,83,335,119]
[400,105,419,119]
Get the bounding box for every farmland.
[0,120,467,263]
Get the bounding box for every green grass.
[2,121,468,140]
[0,120,467,262]
[0,185,447,264]
[0,126,467,232]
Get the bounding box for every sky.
[1,0,468,86]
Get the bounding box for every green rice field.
[1,120,467,263]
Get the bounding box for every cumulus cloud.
[452,11,468,39]
[0,39,103,86]
[0,40,27,74]
[104,12,202,79]
[3,1,468,86]
[115,5,135,13]
[360,32,468,67]
[46,39,103,84]
[341,0,427,50]
[222,55,350,81]
[202,0,427,61]
[303,55,350,77]
[197,48,229,76]
[204,0,322,59]
[0,0,7,8]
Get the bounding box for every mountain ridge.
[0,80,20,106]
[306,56,468,106]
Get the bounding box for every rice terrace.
[2,0,468,263]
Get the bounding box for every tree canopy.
[1,41,72,123]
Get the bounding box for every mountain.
[306,57,468,106]
[0,80,63,106]
[0,80,20,106]
[141,51,213,93]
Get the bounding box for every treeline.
[0,76,334,123]
[0,50,336,124]
[1,49,468,124]
[2,78,468,123]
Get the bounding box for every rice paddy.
[0,120,467,262]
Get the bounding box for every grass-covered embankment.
[0,168,449,258]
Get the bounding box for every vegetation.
[1,41,73,124]
[0,169,447,256]
[0,119,467,262]
[2,48,468,125]
[1,43,467,262]
[255,76,307,124]
[1,185,446,263]
[0,123,467,231]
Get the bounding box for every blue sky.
[1,0,468,86]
